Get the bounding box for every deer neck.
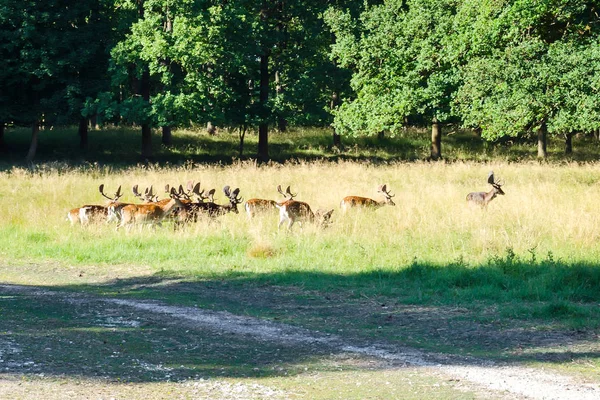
[484,188,497,204]
[162,198,182,215]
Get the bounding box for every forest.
[2,0,600,163]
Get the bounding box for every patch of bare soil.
[1,284,599,399]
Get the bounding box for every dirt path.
[1,284,599,399]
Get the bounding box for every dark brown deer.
[340,184,395,213]
[466,171,505,208]
[175,185,243,227]
[244,185,296,219]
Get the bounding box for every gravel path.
[2,284,599,399]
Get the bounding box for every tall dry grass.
[1,160,600,277]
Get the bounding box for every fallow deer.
[98,184,129,223]
[244,185,296,219]
[466,171,505,208]
[67,205,107,225]
[132,185,159,203]
[175,185,242,226]
[340,184,396,213]
[117,187,185,231]
[276,199,334,231]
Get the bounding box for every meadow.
[1,126,600,398]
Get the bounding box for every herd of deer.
[67,171,504,231]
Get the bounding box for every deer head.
[377,184,396,206]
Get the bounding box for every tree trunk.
[537,122,547,158]
[330,92,341,147]
[140,65,152,159]
[239,125,246,158]
[90,114,99,130]
[377,131,385,141]
[26,121,39,163]
[565,132,573,155]
[430,117,442,160]
[275,0,287,133]
[257,52,270,161]
[161,126,172,146]
[473,127,482,138]
[79,117,89,150]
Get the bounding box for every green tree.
[453,0,600,157]
[325,0,460,160]
[0,0,118,160]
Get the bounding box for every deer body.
[466,171,505,208]
[340,184,395,213]
[175,186,242,226]
[118,196,184,230]
[276,200,333,231]
[245,185,296,219]
[67,205,107,225]
[244,199,277,218]
[466,189,502,207]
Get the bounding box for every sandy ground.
[1,284,598,399]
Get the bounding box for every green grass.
[2,127,600,394]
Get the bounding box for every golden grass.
[2,160,600,271]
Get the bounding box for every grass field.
[1,126,600,398]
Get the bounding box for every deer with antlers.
[174,185,242,227]
[276,198,334,231]
[244,185,296,219]
[340,184,396,213]
[466,171,505,208]
[117,187,185,231]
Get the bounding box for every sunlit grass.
[2,160,600,272]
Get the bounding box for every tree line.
[2,0,599,162]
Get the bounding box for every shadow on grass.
[1,257,600,382]
[2,126,600,170]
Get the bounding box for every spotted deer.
[466,171,505,208]
[276,199,334,231]
[340,184,395,213]
[175,185,242,227]
[244,185,296,219]
[117,187,185,230]
[67,205,107,225]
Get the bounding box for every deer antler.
[277,185,297,199]
[378,184,395,198]
[230,187,243,204]
[99,184,122,201]
[487,171,496,185]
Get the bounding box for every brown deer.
[340,184,395,213]
[117,187,185,230]
[276,199,334,231]
[175,185,242,226]
[67,205,107,225]
[466,171,505,208]
[99,184,129,223]
[244,185,296,219]
[132,185,159,203]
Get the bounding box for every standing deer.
[99,184,129,223]
[466,171,505,208]
[175,185,243,226]
[244,185,296,219]
[117,187,185,231]
[340,184,395,213]
[276,199,334,231]
[67,205,107,225]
